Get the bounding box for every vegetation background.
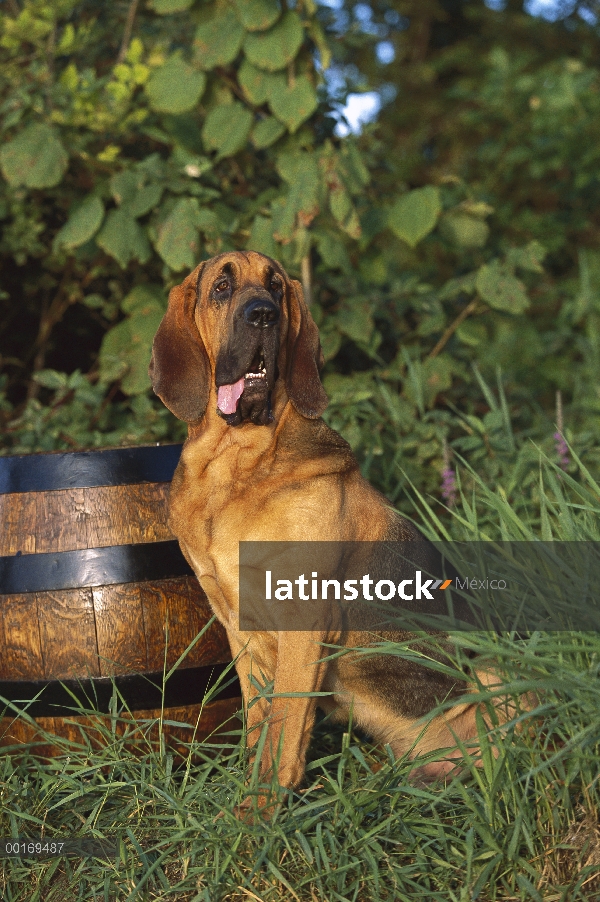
[2,1,600,899]
[2,0,600,519]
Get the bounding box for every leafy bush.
[1,0,600,517]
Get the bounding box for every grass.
[1,450,600,900]
[1,666,599,902]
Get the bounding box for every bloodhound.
[149,251,510,806]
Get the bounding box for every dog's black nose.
[243,298,280,327]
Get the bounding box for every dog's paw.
[233,792,280,822]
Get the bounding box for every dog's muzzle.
[215,291,281,426]
[243,298,280,328]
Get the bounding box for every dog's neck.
[186,377,293,449]
[182,378,358,497]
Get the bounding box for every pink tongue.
[217,377,245,414]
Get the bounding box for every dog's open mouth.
[216,350,271,424]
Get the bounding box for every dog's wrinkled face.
[149,250,328,426]
[197,252,285,426]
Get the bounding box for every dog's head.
[149,251,328,426]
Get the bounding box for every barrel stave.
[0,445,241,756]
[39,588,100,679]
[0,592,45,680]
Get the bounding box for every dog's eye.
[270,276,282,293]
[213,278,230,297]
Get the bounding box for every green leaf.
[196,207,226,238]
[359,207,387,246]
[306,18,332,71]
[456,320,488,346]
[506,240,546,273]
[121,285,165,314]
[329,186,352,223]
[339,142,370,191]
[575,248,600,319]
[33,369,70,390]
[100,293,165,396]
[278,226,310,268]
[0,123,68,189]
[128,183,163,218]
[314,230,351,272]
[194,10,245,70]
[53,195,104,251]
[173,150,212,179]
[251,117,286,148]
[148,0,194,12]
[329,184,360,238]
[234,0,281,32]
[270,196,295,241]
[238,60,285,105]
[319,327,341,362]
[336,302,374,345]
[110,170,163,218]
[476,260,530,314]
[388,186,441,248]
[145,54,206,114]
[124,309,166,395]
[441,213,489,248]
[248,214,277,257]
[202,102,253,158]
[96,209,151,268]
[243,10,304,72]
[154,197,200,271]
[323,372,374,404]
[437,271,477,301]
[413,356,453,409]
[269,76,318,133]
[276,151,319,192]
[273,151,321,238]
[110,170,139,206]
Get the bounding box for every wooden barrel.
[0,444,240,757]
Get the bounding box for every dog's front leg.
[225,631,272,752]
[232,630,331,821]
[258,630,332,791]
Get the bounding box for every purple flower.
[441,439,457,506]
[554,431,569,471]
[441,466,457,507]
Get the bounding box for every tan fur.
[150,251,518,808]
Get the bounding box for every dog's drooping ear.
[149,263,210,423]
[285,279,328,419]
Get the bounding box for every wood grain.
[35,488,86,553]
[0,593,44,679]
[140,576,230,671]
[37,588,100,679]
[84,485,133,548]
[0,696,242,757]
[93,583,147,676]
[82,483,171,548]
[124,483,172,544]
[0,483,172,554]
[0,715,62,759]
[0,456,236,760]
[0,493,37,555]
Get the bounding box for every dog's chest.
[174,442,264,523]
[168,441,278,584]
